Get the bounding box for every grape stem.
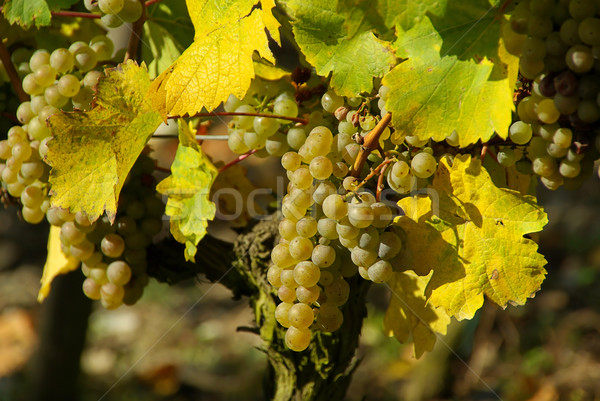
[0,7,101,19]
[376,161,390,202]
[354,158,393,191]
[219,149,258,173]
[350,112,392,177]
[124,0,148,62]
[0,40,29,103]
[170,111,309,125]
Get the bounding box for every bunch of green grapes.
[222,77,423,351]
[501,0,600,189]
[0,36,113,222]
[84,0,143,27]
[46,153,164,309]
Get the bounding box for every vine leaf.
[46,61,163,223]
[156,121,218,262]
[38,226,79,302]
[142,20,188,80]
[148,0,280,118]
[2,0,78,28]
[377,0,447,30]
[384,271,451,358]
[396,155,548,320]
[383,6,518,147]
[284,0,396,97]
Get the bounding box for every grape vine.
[0,0,598,399]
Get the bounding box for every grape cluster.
[47,153,164,309]
[0,37,113,222]
[502,0,600,189]
[223,79,418,351]
[84,0,143,27]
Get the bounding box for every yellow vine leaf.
[148,0,281,118]
[38,225,79,302]
[396,155,548,320]
[46,61,162,223]
[156,121,218,262]
[384,271,451,358]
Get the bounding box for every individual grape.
[33,65,57,87]
[322,194,348,221]
[44,85,68,108]
[280,270,297,288]
[367,260,393,283]
[338,236,358,249]
[279,218,297,241]
[288,187,314,209]
[286,127,306,149]
[497,147,517,167]
[106,260,132,286]
[321,90,344,113]
[336,218,360,239]
[311,244,336,268]
[536,98,560,123]
[289,237,313,261]
[83,71,102,88]
[528,16,553,38]
[232,104,256,129]
[293,261,320,287]
[410,152,437,178]
[291,166,313,189]
[296,285,320,304]
[347,203,374,228]
[371,202,393,228]
[532,156,558,177]
[116,0,143,22]
[309,156,333,180]
[509,121,533,144]
[316,303,343,332]
[100,282,125,309]
[312,181,337,205]
[358,226,379,251]
[243,131,267,149]
[522,36,546,60]
[332,161,349,178]
[29,50,50,72]
[559,159,581,177]
[282,151,301,172]
[275,302,293,327]
[566,44,594,73]
[11,142,32,162]
[350,247,378,267]
[378,231,402,259]
[267,266,283,287]
[324,278,350,306]
[20,185,43,208]
[559,18,581,45]
[391,160,409,179]
[57,74,80,98]
[338,121,357,136]
[285,326,311,351]
[296,216,318,238]
[553,127,573,148]
[69,43,98,72]
[70,239,95,261]
[577,99,600,123]
[98,0,125,14]
[50,48,74,74]
[288,303,314,329]
[82,278,102,300]
[227,128,250,154]
[568,0,596,20]
[578,17,600,45]
[317,218,338,240]
[101,233,125,258]
[553,93,579,114]
[16,102,35,124]
[273,98,298,123]
[253,115,279,137]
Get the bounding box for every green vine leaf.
[3,0,78,28]
[384,3,518,147]
[156,121,218,262]
[284,0,396,97]
[384,271,451,358]
[46,61,163,223]
[396,155,548,320]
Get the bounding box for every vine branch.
[0,7,101,19]
[169,112,309,125]
[351,112,392,177]
[0,40,29,103]
[219,149,258,173]
[124,0,148,62]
